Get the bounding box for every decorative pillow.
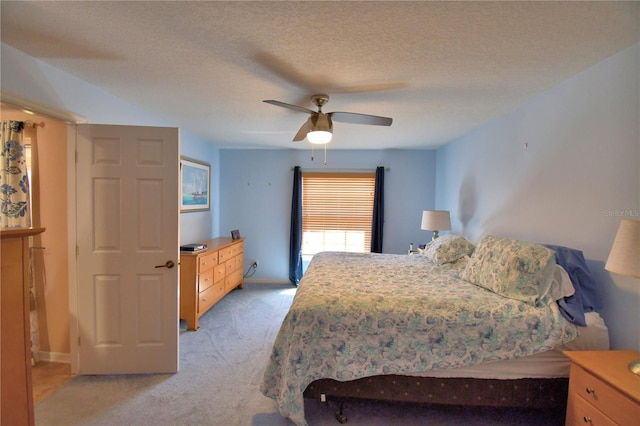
[422,234,475,265]
[461,236,556,306]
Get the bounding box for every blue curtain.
[289,166,303,285]
[371,166,384,253]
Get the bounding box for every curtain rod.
[24,120,45,128]
[291,167,389,172]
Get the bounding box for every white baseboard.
[38,351,71,364]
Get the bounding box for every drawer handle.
[583,416,592,424]
[585,387,595,394]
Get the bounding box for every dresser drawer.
[199,281,224,314]
[198,269,215,293]
[566,392,616,426]
[225,258,236,274]
[231,242,243,256]
[234,255,243,271]
[213,263,226,283]
[569,363,640,425]
[198,251,218,273]
[218,247,234,263]
[225,269,243,292]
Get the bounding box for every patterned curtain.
[1,120,31,228]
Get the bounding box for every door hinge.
[78,335,81,346]
[76,245,79,256]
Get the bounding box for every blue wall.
[4,40,638,351]
[435,43,640,351]
[1,43,220,247]
[219,149,436,282]
[179,141,219,245]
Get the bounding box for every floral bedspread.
[260,251,577,426]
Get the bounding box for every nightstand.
[564,350,640,425]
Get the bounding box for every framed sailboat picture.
[180,157,211,212]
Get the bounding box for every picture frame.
[180,157,211,212]
[231,229,241,240]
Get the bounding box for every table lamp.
[604,218,640,374]
[421,210,451,241]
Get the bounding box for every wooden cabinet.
[179,237,244,330]
[1,227,45,426]
[564,350,640,425]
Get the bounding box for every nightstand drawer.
[569,363,640,425]
[567,391,616,426]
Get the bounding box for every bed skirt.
[304,375,569,409]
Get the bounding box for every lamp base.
[630,359,640,375]
[432,230,439,241]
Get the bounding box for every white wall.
[436,43,640,350]
[219,149,436,283]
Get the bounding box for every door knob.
[155,260,175,269]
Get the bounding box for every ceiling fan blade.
[329,112,393,126]
[292,118,310,141]
[263,100,315,114]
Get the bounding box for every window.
[302,172,375,256]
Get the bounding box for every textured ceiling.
[1,1,639,149]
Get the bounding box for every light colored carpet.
[35,283,564,425]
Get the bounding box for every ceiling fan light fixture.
[307,130,332,144]
[263,93,392,145]
[307,112,333,144]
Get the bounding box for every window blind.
[302,172,375,254]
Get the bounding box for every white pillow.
[548,264,575,301]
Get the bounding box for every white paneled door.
[76,124,179,374]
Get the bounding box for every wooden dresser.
[1,227,45,426]
[179,237,244,330]
[564,350,640,425]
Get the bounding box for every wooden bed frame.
[304,375,568,422]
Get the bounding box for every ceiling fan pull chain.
[324,143,327,166]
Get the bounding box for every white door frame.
[66,123,80,373]
[1,91,182,374]
[1,90,86,373]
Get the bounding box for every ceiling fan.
[263,94,393,144]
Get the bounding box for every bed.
[260,235,609,426]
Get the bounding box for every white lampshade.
[421,210,451,231]
[421,210,451,240]
[605,219,640,278]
